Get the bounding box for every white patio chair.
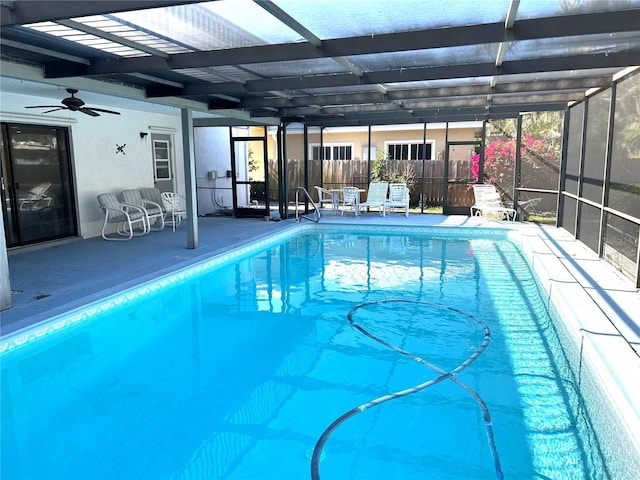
[385,183,410,217]
[314,186,338,214]
[120,189,165,231]
[161,192,187,231]
[340,186,360,216]
[96,192,148,241]
[470,184,517,221]
[139,187,167,217]
[359,181,388,216]
[19,182,53,211]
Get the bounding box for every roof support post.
[420,122,427,213]
[443,122,450,210]
[598,83,616,258]
[181,107,198,249]
[557,109,570,228]
[281,121,288,219]
[367,125,372,182]
[514,114,523,209]
[0,205,11,311]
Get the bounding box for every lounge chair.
[385,183,410,217]
[340,186,360,216]
[359,181,388,216]
[97,192,148,240]
[161,192,187,231]
[120,189,165,231]
[19,182,53,211]
[517,197,542,221]
[470,184,517,221]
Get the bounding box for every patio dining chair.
[340,186,360,216]
[120,189,165,231]
[314,186,338,214]
[161,192,187,231]
[359,181,388,216]
[96,192,148,241]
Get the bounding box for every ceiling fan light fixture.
[25,89,120,116]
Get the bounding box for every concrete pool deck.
[3,213,638,351]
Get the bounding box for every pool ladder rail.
[295,187,321,223]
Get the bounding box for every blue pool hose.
[310,299,504,480]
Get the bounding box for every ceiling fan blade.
[25,105,62,109]
[42,108,65,114]
[84,107,121,115]
[78,108,100,117]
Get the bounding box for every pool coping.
[509,226,640,467]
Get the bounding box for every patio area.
[2,213,638,358]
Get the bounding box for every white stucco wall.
[1,90,184,239]
[194,126,233,214]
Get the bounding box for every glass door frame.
[443,140,482,215]
[229,129,270,218]
[1,122,77,247]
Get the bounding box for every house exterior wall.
[2,87,482,242]
[270,123,481,162]
[194,126,233,214]
[193,126,269,215]
[1,90,184,239]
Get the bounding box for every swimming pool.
[1,225,638,479]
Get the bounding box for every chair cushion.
[120,189,144,206]
[139,188,166,212]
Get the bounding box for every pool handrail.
[295,186,320,223]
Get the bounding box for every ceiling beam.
[159,52,635,96]
[237,77,607,109]
[0,58,209,112]
[297,102,568,126]
[1,0,206,26]
[275,91,578,117]
[0,38,91,64]
[38,10,640,77]
[491,0,520,90]
[253,0,321,47]
[54,19,170,58]
[42,24,503,76]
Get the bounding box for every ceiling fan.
[25,88,121,116]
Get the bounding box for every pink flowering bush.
[472,133,560,194]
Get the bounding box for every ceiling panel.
[351,45,500,71]
[505,32,640,62]
[1,0,638,126]
[516,0,640,19]
[271,0,510,37]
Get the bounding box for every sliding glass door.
[1,123,77,247]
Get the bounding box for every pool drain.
[310,299,503,480]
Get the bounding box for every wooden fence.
[272,158,474,206]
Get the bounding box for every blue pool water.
[1,228,610,479]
